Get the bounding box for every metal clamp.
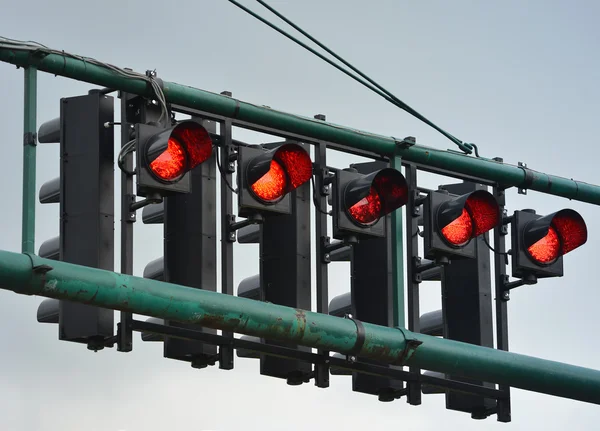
[345,315,366,358]
[23,132,37,147]
[518,162,534,195]
[395,326,424,365]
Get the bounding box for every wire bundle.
[0,36,169,127]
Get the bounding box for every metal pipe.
[2,48,599,205]
[391,155,405,327]
[1,249,600,405]
[21,67,37,253]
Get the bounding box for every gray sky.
[1,0,599,430]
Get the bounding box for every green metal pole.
[1,48,599,205]
[21,67,37,254]
[391,155,405,328]
[1,249,600,405]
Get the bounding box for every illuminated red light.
[438,191,499,247]
[346,169,407,226]
[441,208,472,246]
[348,186,382,225]
[527,226,560,264]
[149,138,186,181]
[524,210,587,265]
[274,146,313,189]
[172,123,213,169]
[147,121,213,182]
[251,160,287,202]
[248,144,312,204]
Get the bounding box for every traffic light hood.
[144,120,213,183]
[436,190,500,247]
[522,209,587,265]
[343,168,408,227]
[246,143,312,204]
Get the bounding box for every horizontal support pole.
[1,249,600,405]
[1,48,598,205]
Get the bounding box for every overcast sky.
[1,1,599,430]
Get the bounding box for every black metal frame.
[131,319,508,401]
[113,99,514,417]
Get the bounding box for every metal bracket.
[518,162,534,195]
[125,194,137,222]
[395,328,424,365]
[395,136,416,149]
[345,315,366,357]
[129,193,162,212]
[32,264,53,274]
[226,213,263,243]
[23,132,37,147]
[501,274,538,300]
[322,236,357,263]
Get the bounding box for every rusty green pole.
[21,66,37,254]
[1,249,600,405]
[1,48,599,205]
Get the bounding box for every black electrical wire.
[215,147,239,194]
[117,140,136,176]
[227,0,476,155]
[311,175,331,216]
[482,233,510,265]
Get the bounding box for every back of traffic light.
[36,91,115,350]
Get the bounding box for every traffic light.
[235,141,312,384]
[420,182,496,418]
[328,161,404,402]
[237,142,312,217]
[140,119,218,368]
[36,91,115,350]
[135,120,214,197]
[511,209,587,279]
[331,166,408,239]
[423,187,500,260]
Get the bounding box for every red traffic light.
[247,144,312,204]
[345,168,408,227]
[437,190,499,247]
[145,121,213,182]
[524,209,587,265]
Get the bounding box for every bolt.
[324,253,330,262]
[130,213,135,219]
[349,356,356,363]
[229,232,235,240]
[503,291,510,300]
[228,162,235,171]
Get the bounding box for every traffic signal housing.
[36,91,115,350]
[329,161,404,401]
[424,188,500,259]
[237,142,312,217]
[139,119,219,368]
[135,120,214,197]
[332,167,408,239]
[511,209,587,278]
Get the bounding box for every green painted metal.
[21,67,37,254]
[1,48,599,205]
[1,249,600,405]
[391,155,404,328]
